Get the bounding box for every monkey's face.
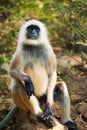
[18,20,49,46]
[26,25,40,40]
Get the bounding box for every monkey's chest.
[24,63,48,97]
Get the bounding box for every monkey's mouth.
[29,37,38,40]
[27,35,38,40]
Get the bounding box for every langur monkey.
[0,20,78,130]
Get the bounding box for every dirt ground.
[0,45,87,130]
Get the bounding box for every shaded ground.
[0,44,87,130]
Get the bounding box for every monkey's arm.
[41,70,57,120]
[0,105,18,129]
[10,53,30,81]
[10,53,34,97]
[46,51,57,107]
[40,52,57,127]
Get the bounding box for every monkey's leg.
[12,81,55,128]
[11,81,42,115]
[54,81,78,130]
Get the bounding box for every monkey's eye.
[26,25,40,40]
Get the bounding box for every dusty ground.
[0,45,87,130]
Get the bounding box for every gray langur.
[0,20,78,130]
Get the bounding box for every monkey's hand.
[24,77,34,97]
[39,103,55,128]
[42,103,53,119]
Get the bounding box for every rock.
[78,103,87,114]
[82,110,87,122]
[77,103,87,122]
[84,64,87,69]
[15,109,67,130]
[69,56,82,66]
[21,120,66,130]
[84,96,87,103]
[57,57,70,68]
[57,55,83,69]
[71,95,82,104]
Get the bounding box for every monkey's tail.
[0,105,18,129]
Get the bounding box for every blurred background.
[0,0,87,61]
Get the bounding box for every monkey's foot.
[37,103,55,128]
[64,121,78,130]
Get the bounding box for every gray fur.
[22,44,49,69]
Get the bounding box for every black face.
[26,25,40,40]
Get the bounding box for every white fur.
[47,70,57,106]
[17,19,49,50]
[29,95,43,115]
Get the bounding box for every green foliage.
[0,57,4,64]
[0,56,10,64]
[76,40,87,46]
[0,81,3,89]
[55,0,87,50]
[0,0,87,57]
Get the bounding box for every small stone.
[82,110,87,122]
[84,96,87,103]
[57,58,70,68]
[71,95,82,104]
[78,103,87,114]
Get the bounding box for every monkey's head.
[18,19,49,46]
